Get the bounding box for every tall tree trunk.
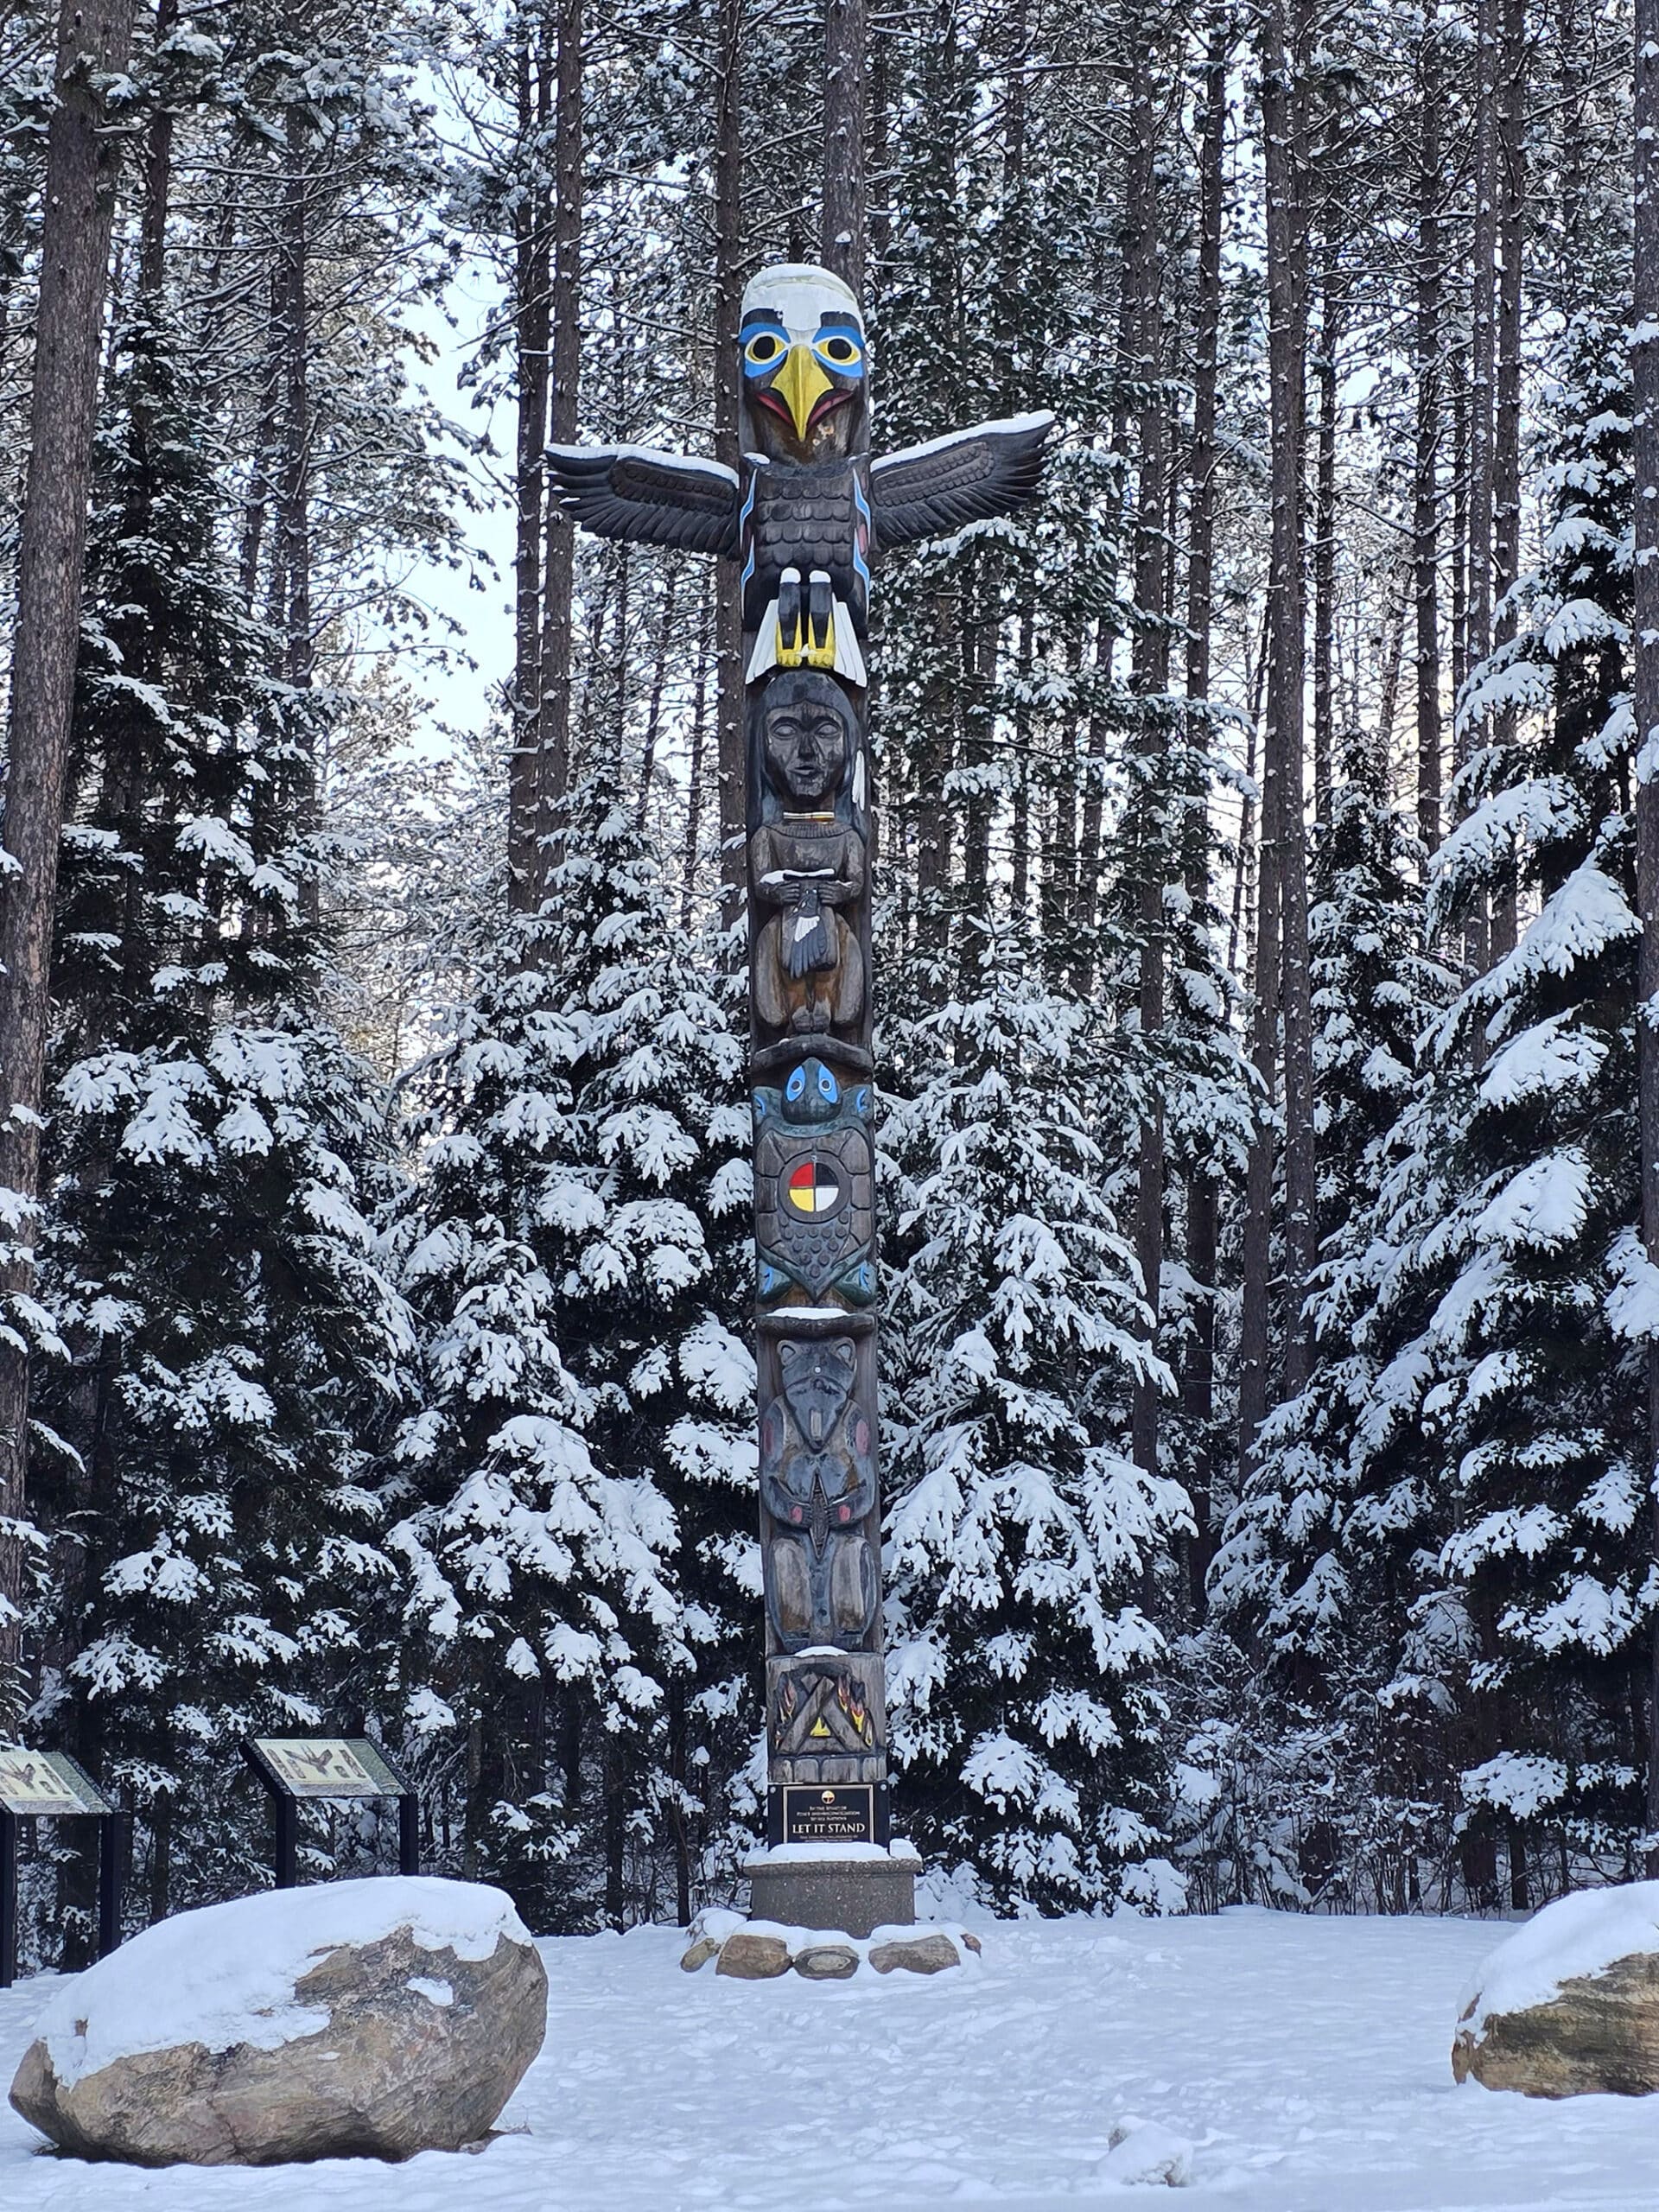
[1463,0,1499,981]
[1181,17,1228,1610]
[822,0,865,289]
[275,99,319,924]
[278,109,314,702]
[1268,0,1315,1402]
[0,0,139,1686]
[713,0,746,927]
[637,569,679,827]
[1632,0,1659,1877]
[1311,245,1338,825]
[1242,0,1315,1451]
[1126,30,1168,1480]
[868,17,891,275]
[681,580,714,926]
[1414,24,1444,858]
[508,17,552,916]
[1488,0,1526,963]
[537,0,583,897]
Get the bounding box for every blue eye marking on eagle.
[742,322,791,378]
[785,1066,806,1103]
[817,1064,839,1103]
[812,317,865,378]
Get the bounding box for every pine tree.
[27,329,413,1938]
[884,913,1186,1912]
[389,768,753,1929]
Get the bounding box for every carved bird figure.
[545,264,1052,687]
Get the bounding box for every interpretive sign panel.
[0,1747,122,1987]
[782,1783,875,1846]
[0,1748,113,1818]
[241,1736,418,1889]
[245,1738,403,1800]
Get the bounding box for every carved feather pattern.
[869,412,1054,549]
[544,444,741,556]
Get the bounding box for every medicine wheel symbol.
[786,1159,841,1215]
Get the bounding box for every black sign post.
[0,1749,121,1989]
[242,1738,418,1890]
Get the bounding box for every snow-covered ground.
[3,1904,1658,2209]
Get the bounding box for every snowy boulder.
[10,1876,546,2164]
[1100,2118,1194,2187]
[1453,1880,1659,2097]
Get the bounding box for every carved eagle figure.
[545,264,1052,683]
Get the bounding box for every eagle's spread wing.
[870,413,1054,549]
[545,445,741,556]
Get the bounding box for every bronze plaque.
[782,1783,874,1845]
[248,1738,403,1800]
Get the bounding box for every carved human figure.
[748,673,866,1038]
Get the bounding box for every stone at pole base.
[745,1840,918,1937]
[680,1900,982,1980]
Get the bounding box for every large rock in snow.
[10,1876,546,2164]
[1453,1881,1659,2097]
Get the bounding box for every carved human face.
[764,694,848,804]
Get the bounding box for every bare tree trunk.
[1269,0,1316,1403]
[868,21,891,276]
[822,0,865,289]
[680,581,714,927]
[1125,29,1168,1480]
[713,0,746,925]
[1374,568,1408,781]
[277,112,314,702]
[1489,0,1526,963]
[537,0,583,904]
[1463,0,1499,981]
[637,570,679,828]
[0,0,139,1688]
[1414,24,1444,858]
[1242,0,1315,1449]
[1011,614,1033,914]
[1181,17,1228,1608]
[274,101,321,925]
[1632,0,1659,1877]
[1311,245,1338,823]
[508,17,551,916]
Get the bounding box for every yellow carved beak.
[774,341,833,442]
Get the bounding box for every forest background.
[2,0,1657,1963]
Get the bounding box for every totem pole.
[549,264,1049,1924]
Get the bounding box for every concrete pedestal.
[744,1847,918,1938]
